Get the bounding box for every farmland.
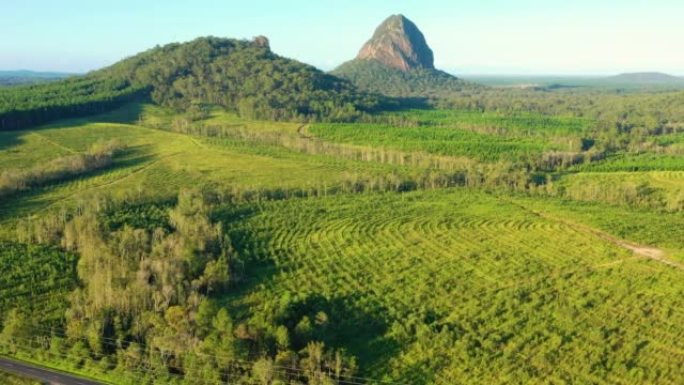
[310,110,591,163]
[217,190,684,384]
[1,96,684,384]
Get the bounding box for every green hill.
[0,37,379,131]
[332,59,472,97]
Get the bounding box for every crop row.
[219,190,684,383]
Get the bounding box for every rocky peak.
[252,35,270,49]
[356,14,435,72]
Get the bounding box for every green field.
[310,109,591,163]
[219,190,684,384]
[2,100,684,385]
[0,105,422,223]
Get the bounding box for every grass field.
[0,105,418,223]
[3,102,684,384]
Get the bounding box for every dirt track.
[508,199,684,271]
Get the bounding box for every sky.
[1,0,683,75]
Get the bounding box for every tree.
[0,309,32,354]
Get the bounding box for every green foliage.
[517,194,684,252]
[5,190,357,384]
[99,201,173,232]
[0,37,383,130]
[311,109,588,163]
[109,37,381,121]
[0,370,41,385]
[0,242,78,325]
[438,87,684,139]
[0,139,125,198]
[384,108,593,136]
[217,190,684,383]
[332,59,475,97]
[3,79,684,385]
[0,77,144,130]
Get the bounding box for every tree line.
[0,78,145,131]
[0,140,126,198]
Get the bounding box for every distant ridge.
[333,14,472,97]
[0,70,75,78]
[602,72,684,85]
[0,70,73,86]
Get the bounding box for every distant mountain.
[356,14,435,72]
[601,72,684,85]
[0,70,74,78]
[333,14,473,97]
[0,70,73,86]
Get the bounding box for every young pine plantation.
[1,37,684,385]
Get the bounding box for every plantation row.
[4,189,684,384]
[377,109,593,136]
[0,242,77,325]
[2,88,684,385]
[216,190,684,384]
[1,190,366,385]
[310,122,556,162]
[0,77,144,131]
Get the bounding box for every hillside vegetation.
[332,59,472,97]
[0,89,683,384]
[0,37,380,131]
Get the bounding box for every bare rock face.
[253,35,270,49]
[356,14,435,72]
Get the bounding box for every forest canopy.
[0,37,382,130]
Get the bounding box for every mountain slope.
[332,59,469,97]
[356,14,435,71]
[333,14,472,97]
[0,37,379,130]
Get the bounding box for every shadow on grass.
[0,130,26,153]
[0,101,147,155]
[212,204,277,301]
[212,202,402,376]
[40,101,147,130]
[278,293,401,373]
[0,147,156,219]
[383,96,432,111]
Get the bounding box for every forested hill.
[332,59,474,97]
[332,14,476,97]
[0,37,380,130]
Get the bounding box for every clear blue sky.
[2,0,683,75]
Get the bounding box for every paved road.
[0,357,103,385]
